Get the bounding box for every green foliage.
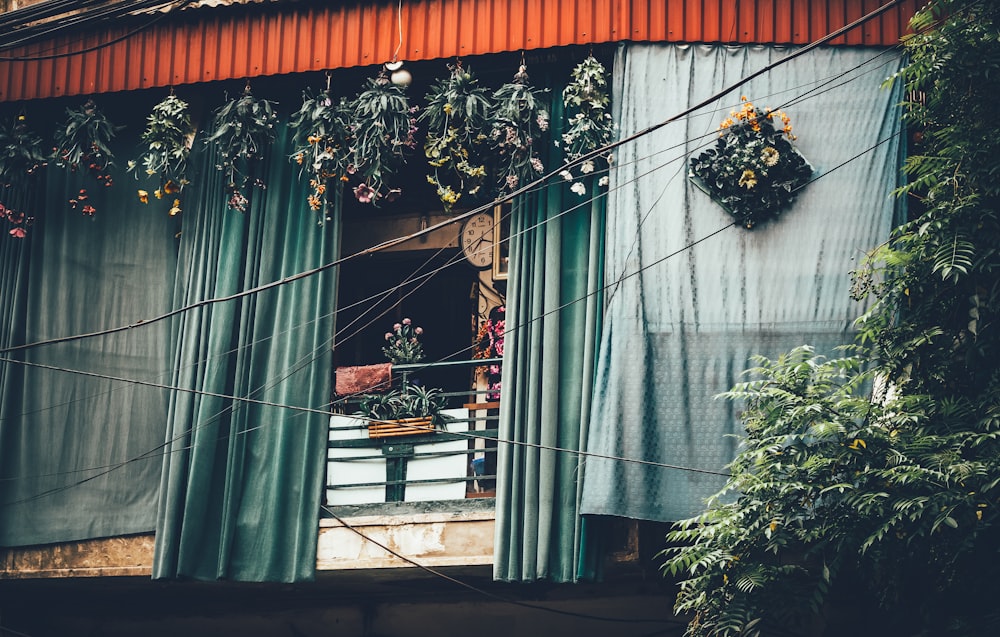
[489,64,549,195]
[560,55,614,194]
[689,99,812,229]
[128,94,193,204]
[205,85,278,212]
[357,383,447,424]
[663,1,1000,634]
[52,99,121,216]
[348,70,418,205]
[288,86,353,222]
[421,63,494,209]
[0,113,46,238]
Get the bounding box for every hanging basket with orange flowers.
[289,84,353,224]
[689,98,812,229]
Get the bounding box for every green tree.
[661,1,1000,634]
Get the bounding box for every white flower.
[580,160,595,174]
[598,176,609,187]
[560,170,574,181]
[570,182,587,196]
[606,153,614,165]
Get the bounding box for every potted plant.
[359,383,449,439]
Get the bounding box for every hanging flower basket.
[689,98,813,228]
[52,99,121,217]
[490,65,549,195]
[128,93,193,217]
[205,84,278,212]
[421,62,493,210]
[560,55,615,196]
[348,69,417,205]
[289,84,353,223]
[0,113,47,238]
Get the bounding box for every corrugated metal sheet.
[0,0,920,102]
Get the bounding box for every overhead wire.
[0,124,903,502]
[0,32,908,496]
[321,506,679,625]
[0,0,195,61]
[0,0,907,356]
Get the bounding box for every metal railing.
[326,358,500,505]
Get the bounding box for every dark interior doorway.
[334,248,478,406]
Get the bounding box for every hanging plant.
[421,62,494,210]
[205,84,278,212]
[560,55,615,196]
[52,99,121,217]
[289,84,353,223]
[490,64,549,195]
[0,113,47,238]
[349,69,418,205]
[128,93,193,217]
[689,97,813,228]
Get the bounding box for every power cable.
[0,0,195,61]
[321,506,678,625]
[0,108,906,496]
[0,0,906,355]
[0,22,909,500]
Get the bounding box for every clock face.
[460,212,495,269]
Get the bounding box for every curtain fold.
[580,43,905,522]
[493,80,606,581]
[0,155,177,546]
[152,123,338,582]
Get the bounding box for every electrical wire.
[0,8,911,505]
[0,79,904,495]
[0,0,906,356]
[0,0,195,61]
[321,506,679,625]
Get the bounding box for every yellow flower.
[761,147,779,166]
[443,103,453,115]
[154,189,163,199]
[169,199,182,216]
[738,169,757,189]
[137,190,149,204]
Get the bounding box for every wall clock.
[460,211,495,269]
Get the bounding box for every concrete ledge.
[0,534,154,579]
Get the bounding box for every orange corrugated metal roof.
[0,0,919,102]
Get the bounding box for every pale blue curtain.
[580,44,905,522]
[153,123,338,582]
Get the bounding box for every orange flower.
[169,199,182,216]
[137,189,149,204]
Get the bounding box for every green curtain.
[152,123,338,582]
[0,149,177,546]
[493,90,606,581]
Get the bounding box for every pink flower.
[402,318,411,325]
[9,226,26,238]
[354,183,375,203]
[384,332,393,340]
[495,338,504,356]
[414,327,423,335]
[393,323,402,331]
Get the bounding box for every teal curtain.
[152,123,338,582]
[493,89,606,581]
[580,44,905,522]
[0,151,177,546]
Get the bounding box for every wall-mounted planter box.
[367,416,435,439]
